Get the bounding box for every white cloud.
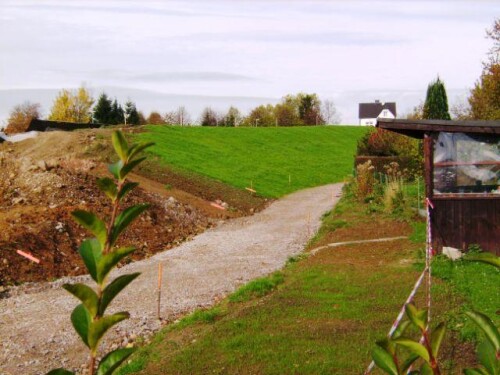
[0,0,498,123]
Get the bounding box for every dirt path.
[0,183,342,374]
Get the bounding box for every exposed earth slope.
[0,181,342,374]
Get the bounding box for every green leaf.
[371,345,399,375]
[401,353,419,373]
[430,322,446,358]
[46,369,75,375]
[108,160,123,180]
[466,311,500,352]
[88,312,129,352]
[420,362,433,375]
[72,210,107,248]
[376,338,396,356]
[127,142,155,162]
[71,304,91,348]
[63,283,99,317]
[477,340,499,375]
[97,347,135,375]
[117,182,139,201]
[110,204,149,246]
[392,320,411,340]
[112,131,129,162]
[100,273,140,315]
[465,252,500,269]
[405,303,428,331]
[78,239,102,282]
[96,247,136,284]
[96,178,118,201]
[119,157,146,180]
[464,368,489,375]
[393,338,430,363]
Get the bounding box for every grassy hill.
[137,126,367,198]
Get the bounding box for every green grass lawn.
[136,126,367,198]
[114,187,422,375]
[117,182,499,375]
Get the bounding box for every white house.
[359,100,396,126]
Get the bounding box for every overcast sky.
[1,0,499,124]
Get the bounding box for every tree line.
[4,18,498,135]
[3,90,341,134]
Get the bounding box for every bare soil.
[0,129,267,288]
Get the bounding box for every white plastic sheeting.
[0,131,39,143]
[433,132,500,194]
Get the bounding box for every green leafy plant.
[463,253,500,375]
[48,131,154,375]
[372,303,445,375]
[373,252,499,375]
[464,311,500,375]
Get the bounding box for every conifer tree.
[93,93,112,124]
[110,99,124,125]
[423,77,451,120]
[124,101,140,125]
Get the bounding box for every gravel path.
[0,183,342,374]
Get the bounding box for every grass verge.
[117,182,498,375]
[136,126,367,198]
[118,186,426,374]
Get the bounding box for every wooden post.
[157,263,163,320]
[423,133,434,199]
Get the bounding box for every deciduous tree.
[164,106,192,126]
[199,107,219,126]
[468,18,500,120]
[405,102,424,120]
[49,86,94,123]
[321,99,341,125]
[242,105,275,127]
[222,106,242,127]
[147,111,164,125]
[5,101,41,134]
[274,101,300,126]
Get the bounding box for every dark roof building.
[359,100,397,126]
[27,119,102,132]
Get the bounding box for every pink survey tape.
[16,250,40,264]
[364,267,428,374]
[210,202,226,210]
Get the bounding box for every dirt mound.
[0,151,211,287]
[0,128,266,287]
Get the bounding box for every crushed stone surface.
[0,183,342,374]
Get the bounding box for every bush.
[357,128,423,178]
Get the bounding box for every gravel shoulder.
[0,183,342,374]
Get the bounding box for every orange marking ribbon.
[16,250,40,264]
[210,202,226,210]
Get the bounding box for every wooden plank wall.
[431,199,500,255]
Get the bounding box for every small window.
[433,132,500,195]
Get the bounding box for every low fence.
[27,119,103,132]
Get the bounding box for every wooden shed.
[377,118,500,256]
